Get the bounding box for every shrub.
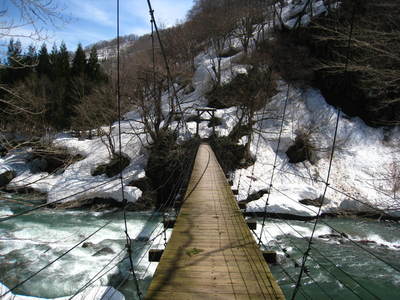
[206,67,277,110]
[208,116,223,128]
[92,154,130,178]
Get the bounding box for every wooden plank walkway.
[145,143,285,300]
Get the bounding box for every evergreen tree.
[37,43,51,77]
[56,42,70,78]
[86,46,100,81]
[7,39,22,67]
[50,43,58,69]
[25,44,37,66]
[71,43,86,76]
[20,44,37,79]
[5,39,23,83]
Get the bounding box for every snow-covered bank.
[1,0,399,219]
[256,218,400,252]
[235,83,400,218]
[0,283,124,300]
[1,119,147,206]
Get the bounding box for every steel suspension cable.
[259,228,331,300]
[0,178,117,223]
[116,1,142,298]
[246,66,274,197]
[291,4,358,298]
[268,220,370,299]
[258,161,399,219]
[145,0,188,135]
[0,219,114,298]
[259,84,290,245]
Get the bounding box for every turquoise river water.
[1,193,400,299]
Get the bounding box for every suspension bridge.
[145,143,284,299]
[1,1,400,300]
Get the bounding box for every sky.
[2,0,194,51]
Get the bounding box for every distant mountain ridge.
[85,34,139,60]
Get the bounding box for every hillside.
[1,0,399,219]
[1,1,400,300]
[85,34,139,60]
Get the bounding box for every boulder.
[299,197,324,207]
[0,170,16,188]
[82,242,96,249]
[92,154,130,178]
[358,239,377,245]
[30,157,48,173]
[128,176,153,191]
[92,247,115,257]
[286,137,315,164]
[0,145,7,157]
[318,234,342,239]
[240,189,269,204]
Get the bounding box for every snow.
[234,82,400,217]
[3,119,146,205]
[0,1,399,299]
[0,282,124,300]
[278,0,334,29]
[0,0,398,217]
[0,0,397,218]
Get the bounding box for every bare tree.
[311,0,400,124]
[0,0,67,148]
[232,0,268,55]
[0,0,67,53]
[73,83,120,157]
[129,67,168,142]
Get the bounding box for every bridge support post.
[238,202,247,210]
[163,219,176,229]
[246,220,257,230]
[262,251,277,264]
[149,249,164,262]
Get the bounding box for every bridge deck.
[145,144,285,299]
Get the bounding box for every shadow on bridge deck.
[145,143,285,300]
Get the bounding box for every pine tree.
[7,39,22,67]
[5,39,23,83]
[50,43,59,66]
[57,42,70,78]
[20,44,37,79]
[86,46,100,81]
[37,43,51,77]
[71,43,86,76]
[25,44,37,66]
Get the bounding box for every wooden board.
[145,144,285,300]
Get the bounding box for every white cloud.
[68,0,115,27]
[1,0,193,51]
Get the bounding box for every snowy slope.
[4,119,147,205]
[233,83,400,217]
[1,0,398,217]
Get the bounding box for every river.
[1,193,400,299]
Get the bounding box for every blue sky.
[2,0,194,51]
